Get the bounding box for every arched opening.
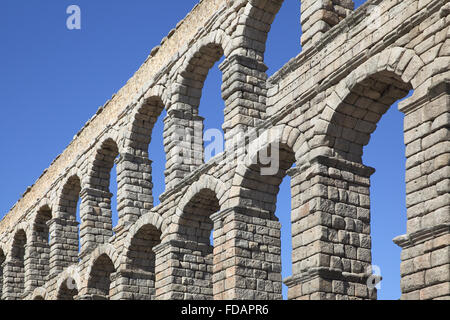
[87,253,116,300]
[58,175,81,263]
[110,157,119,232]
[363,94,410,300]
[178,188,220,299]
[275,163,296,299]
[57,278,79,300]
[32,206,52,288]
[124,224,162,300]
[149,109,166,206]
[0,249,5,299]
[130,97,165,207]
[93,139,120,195]
[170,43,225,175]
[329,71,411,163]
[234,141,296,300]
[326,68,413,300]
[184,44,224,126]
[202,55,226,163]
[35,206,52,245]
[33,295,44,300]
[86,138,119,247]
[10,229,27,299]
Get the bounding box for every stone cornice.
[399,80,450,114]
[393,223,450,248]
[284,267,378,287]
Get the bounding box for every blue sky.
[0,0,406,300]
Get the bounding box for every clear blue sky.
[0,0,406,300]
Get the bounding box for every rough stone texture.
[0,0,449,300]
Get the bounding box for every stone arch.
[163,31,231,189]
[55,266,82,300]
[176,38,224,92]
[217,124,300,300]
[159,175,229,300]
[29,204,53,290]
[125,92,167,155]
[122,211,167,264]
[57,174,82,220]
[84,244,119,300]
[233,0,285,60]
[7,224,30,258]
[173,175,224,243]
[36,197,53,213]
[155,175,227,300]
[31,287,47,300]
[51,174,82,272]
[81,137,122,252]
[120,93,167,222]
[4,224,30,299]
[117,212,166,300]
[227,125,301,244]
[173,35,225,127]
[174,174,229,224]
[86,244,120,278]
[31,204,52,243]
[7,223,31,253]
[121,215,164,271]
[290,46,432,300]
[87,136,122,192]
[313,47,423,163]
[230,125,299,213]
[175,30,230,82]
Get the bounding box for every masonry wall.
[0,0,449,300]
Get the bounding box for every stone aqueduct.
[0,0,449,300]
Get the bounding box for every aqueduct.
[0,0,449,300]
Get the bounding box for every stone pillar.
[220,55,268,150]
[48,217,79,277]
[394,80,450,300]
[24,241,49,294]
[79,187,113,255]
[111,269,155,300]
[115,153,154,228]
[154,240,181,300]
[300,0,354,50]
[154,239,213,300]
[163,110,204,190]
[2,260,15,300]
[211,207,283,300]
[2,258,26,300]
[285,156,377,300]
[108,270,120,300]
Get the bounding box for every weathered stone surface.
[0,0,449,301]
